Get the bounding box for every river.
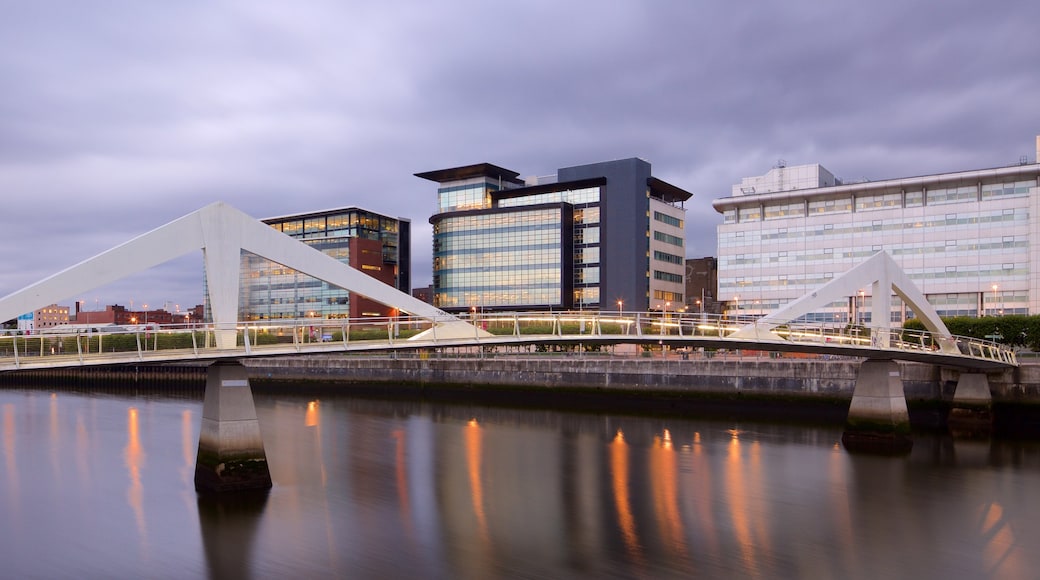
[2,384,1039,579]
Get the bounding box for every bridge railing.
[0,310,1017,369]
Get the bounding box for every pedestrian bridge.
[0,309,1016,373]
[0,200,1019,484]
[0,201,1018,373]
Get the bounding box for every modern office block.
[237,207,410,320]
[713,136,1040,323]
[418,158,692,313]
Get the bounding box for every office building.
[712,136,1040,323]
[238,207,410,320]
[418,158,692,313]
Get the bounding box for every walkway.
[0,311,1016,373]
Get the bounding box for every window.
[927,185,977,205]
[653,250,684,265]
[809,198,852,214]
[739,206,762,222]
[653,211,683,228]
[982,180,1033,200]
[653,271,683,283]
[653,231,684,247]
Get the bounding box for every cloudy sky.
[1,0,1038,315]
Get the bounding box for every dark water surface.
[2,385,1040,579]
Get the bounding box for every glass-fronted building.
[417,159,691,313]
[236,207,410,321]
[712,137,1040,324]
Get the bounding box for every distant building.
[14,303,70,332]
[417,158,692,313]
[33,304,69,330]
[235,207,410,321]
[713,136,1040,322]
[685,257,719,314]
[73,303,200,326]
[412,285,434,304]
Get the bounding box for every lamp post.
[858,290,864,325]
[991,284,998,316]
[734,295,740,319]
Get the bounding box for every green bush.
[904,314,1037,349]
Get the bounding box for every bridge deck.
[1,312,1017,372]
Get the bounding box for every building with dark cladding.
[418,158,692,313]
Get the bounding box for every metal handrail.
[0,311,1018,370]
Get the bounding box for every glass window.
[281,220,303,236]
[855,193,902,211]
[653,270,683,283]
[808,197,852,214]
[498,186,601,208]
[764,201,805,220]
[653,231,684,247]
[739,206,761,222]
[982,180,1034,200]
[654,211,683,228]
[653,250,684,265]
[926,185,977,205]
[433,208,567,309]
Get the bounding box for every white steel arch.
[731,251,957,353]
[0,202,470,348]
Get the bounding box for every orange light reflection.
[465,419,489,543]
[651,430,689,563]
[125,407,148,546]
[611,429,645,570]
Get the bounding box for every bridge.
[0,201,1018,490]
[0,309,1016,373]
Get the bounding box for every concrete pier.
[842,359,913,453]
[948,372,993,436]
[195,361,272,493]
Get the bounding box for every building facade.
[72,304,200,326]
[685,257,719,314]
[418,158,691,313]
[712,137,1040,324]
[237,207,410,321]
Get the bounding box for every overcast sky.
[2,0,1038,315]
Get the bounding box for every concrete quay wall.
[244,356,1040,406]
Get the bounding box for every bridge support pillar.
[195,361,272,493]
[842,359,912,454]
[948,373,992,437]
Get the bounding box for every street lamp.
[991,284,998,316]
[858,290,865,325]
[734,295,740,319]
[617,300,623,316]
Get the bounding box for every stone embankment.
[4,354,1038,414]
[243,354,1040,406]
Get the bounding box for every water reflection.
[3,387,1040,578]
[125,406,147,548]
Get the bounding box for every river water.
[2,384,1040,579]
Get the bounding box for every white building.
[712,136,1040,324]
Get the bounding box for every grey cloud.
[2,0,1038,311]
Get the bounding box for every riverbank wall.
[242,355,1040,405]
[5,355,1040,411]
